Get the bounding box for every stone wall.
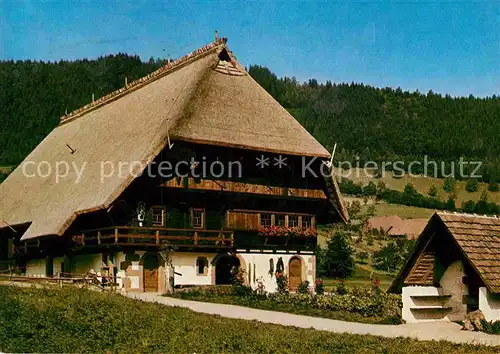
[440,260,467,321]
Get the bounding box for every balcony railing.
[71,226,234,250]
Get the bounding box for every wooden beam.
[162,177,326,199]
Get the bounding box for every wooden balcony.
[162,177,326,199]
[71,226,234,250]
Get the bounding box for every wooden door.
[143,254,159,292]
[289,257,302,291]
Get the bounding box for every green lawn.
[323,267,395,291]
[0,286,496,353]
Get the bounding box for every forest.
[248,65,500,184]
[0,55,499,185]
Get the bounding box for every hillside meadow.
[0,286,497,353]
[345,168,500,205]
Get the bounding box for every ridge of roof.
[437,211,500,220]
[59,38,228,125]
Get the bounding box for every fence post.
[156,230,160,244]
[97,231,101,245]
[114,229,118,244]
[194,231,198,245]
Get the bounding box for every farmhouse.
[389,212,500,323]
[0,38,348,293]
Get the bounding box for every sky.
[1,1,499,97]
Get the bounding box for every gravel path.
[124,292,500,346]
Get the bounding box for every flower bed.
[169,284,402,324]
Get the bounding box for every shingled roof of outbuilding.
[0,38,347,241]
[388,212,500,293]
[439,213,500,292]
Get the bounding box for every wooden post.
[194,231,198,245]
[230,233,234,247]
[97,231,101,245]
[82,233,86,246]
[156,230,160,244]
[114,229,118,244]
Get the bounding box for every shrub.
[481,319,500,334]
[428,184,438,197]
[297,280,310,294]
[363,181,377,196]
[335,280,348,295]
[275,272,288,294]
[445,197,456,211]
[489,181,499,192]
[314,279,324,295]
[443,177,455,193]
[465,178,479,192]
[357,251,369,264]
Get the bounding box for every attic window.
[214,48,244,76]
[218,48,232,62]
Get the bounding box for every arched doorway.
[289,257,303,291]
[142,253,160,292]
[215,255,240,285]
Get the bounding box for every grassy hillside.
[360,202,435,219]
[0,286,496,353]
[346,168,500,205]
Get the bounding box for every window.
[196,257,208,275]
[276,214,286,227]
[151,206,164,226]
[302,216,313,229]
[191,208,205,229]
[288,215,299,227]
[260,213,272,227]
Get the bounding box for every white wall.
[53,257,64,276]
[172,252,214,286]
[402,286,447,323]
[115,252,126,289]
[239,252,315,293]
[71,253,102,276]
[479,287,500,322]
[25,258,47,277]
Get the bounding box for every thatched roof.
[388,212,500,293]
[0,38,347,241]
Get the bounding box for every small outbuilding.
[389,212,500,323]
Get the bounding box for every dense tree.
[318,231,355,279]
[0,55,167,167]
[372,238,415,273]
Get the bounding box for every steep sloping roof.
[439,213,500,292]
[0,38,346,241]
[388,218,428,240]
[388,212,500,293]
